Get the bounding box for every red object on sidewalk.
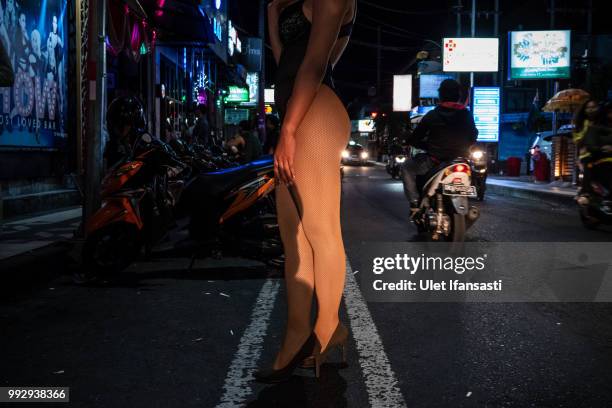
[506,157,521,177]
[534,155,550,182]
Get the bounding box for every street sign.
[472,87,500,143]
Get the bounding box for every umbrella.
[542,88,591,113]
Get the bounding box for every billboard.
[358,119,374,133]
[393,75,412,112]
[0,0,68,149]
[509,30,571,79]
[225,86,249,103]
[419,74,455,98]
[472,87,500,142]
[443,38,499,72]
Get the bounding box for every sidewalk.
[486,176,577,205]
[0,206,81,261]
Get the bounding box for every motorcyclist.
[104,96,147,170]
[402,79,478,214]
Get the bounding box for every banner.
[0,0,68,148]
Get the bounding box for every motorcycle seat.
[189,155,274,197]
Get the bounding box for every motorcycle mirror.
[141,133,152,144]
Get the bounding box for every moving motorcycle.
[412,155,480,242]
[80,134,188,278]
[469,146,488,201]
[387,154,407,180]
[577,125,612,229]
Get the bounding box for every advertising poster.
[509,30,571,79]
[443,38,499,72]
[0,0,68,148]
[419,74,455,99]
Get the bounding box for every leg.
[291,85,351,352]
[401,158,420,205]
[272,181,315,369]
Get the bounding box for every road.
[1,164,611,408]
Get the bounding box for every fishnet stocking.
[272,85,350,369]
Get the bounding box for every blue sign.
[0,0,68,149]
[472,87,500,142]
[419,74,455,99]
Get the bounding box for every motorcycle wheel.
[579,207,600,230]
[81,223,141,277]
[447,213,466,242]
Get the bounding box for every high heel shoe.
[253,332,316,384]
[312,322,349,378]
[299,321,349,369]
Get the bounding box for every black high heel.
[313,322,349,378]
[253,332,316,384]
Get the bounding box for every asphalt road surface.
[1,164,611,408]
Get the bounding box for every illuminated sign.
[213,17,222,42]
[358,119,375,132]
[215,0,221,9]
[264,88,275,104]
[0,0,69,148]
[472,87,500,142]
[509,30,571,79]
[225,86,249,103]
[393,75,413,112]
[419,74,455,99]
[228,21,238,56]
[443,38,499,72]
[240,72,259,106]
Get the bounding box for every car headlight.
[395,156,406,163]
[360,151,369,159]
[471,150,484,160]
[341,150,350,158]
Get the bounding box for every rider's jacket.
[407,102,478,162]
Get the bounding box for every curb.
[485,181,576,206]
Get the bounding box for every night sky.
[231,0,609,103]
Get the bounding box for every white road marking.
[216,279,280,408]
[344,259,408,408]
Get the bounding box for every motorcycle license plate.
[443,184,477,197]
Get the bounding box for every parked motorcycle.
[182,154,281,259]
[412,156,480,242]
[79,134,188,279]
[469,146,488,201]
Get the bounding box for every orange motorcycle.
[78,134,187,280]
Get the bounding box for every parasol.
[542,89,591,113]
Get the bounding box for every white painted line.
[216,279,280,408]
[344,259,408,408]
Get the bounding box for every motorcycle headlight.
[471,150,484,160]
[395,156,406,163]
[341,150,350,158]
[360,151,369,159]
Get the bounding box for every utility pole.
[470,0,476,88]
[83,0,107,226]
[493,0,499,86]
[456,0,462,37]
[258,0,266,143]
[376,25,381,95]
[586,0,593,91]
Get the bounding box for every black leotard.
[274,0,355,121]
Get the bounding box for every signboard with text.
[509,30,571,79]
[443,38,499,72]
[0,0,68,149]
[472,87,500,142]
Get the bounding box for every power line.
[349,38,416,52]
[358,14,430,39]
[358,0,449,16]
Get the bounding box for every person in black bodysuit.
[254,0,356,383]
